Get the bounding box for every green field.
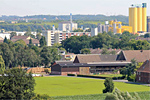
[34,76,150,97]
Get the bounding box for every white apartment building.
[42,30,91,46]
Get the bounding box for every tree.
[80,48,91,54]
[0,55,5,74]
[103,78,114,93]
[29,39,32,44]
[3,37,8,43]
[40,46,52,67]
[144,33,150,38]
[0,43,14,68]
[40,36,47,47]
[10,32,17,39]
[36,33,42,40]
[0,68,35,99]
[101,48,109,54]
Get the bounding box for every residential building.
[0,33,10,39]
[43,30,91,46]
[136,59,150,84]
[91,28,98,36]
[129,3,147,33]
[11,36,39,46]
[98,22,109,33]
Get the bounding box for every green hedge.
[77,74,125,80]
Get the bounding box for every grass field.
[34,76,150,97]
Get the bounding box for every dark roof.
[123,50,150,62]
[74,54,101,63]
[137,59,150,73]
[74,54,118,63]
[100,55,117,62]
[11,36,29,40]
[11,38,39,44]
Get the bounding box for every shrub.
[128,74,136,82]
[103,78,114,93]
[44,69,49,74]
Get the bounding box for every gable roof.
[100,55,117,62]
[73,54,118,63]
[122,50,150,62]
[74,54,101,63]
[11,36,30,40]
[137,59,150,73]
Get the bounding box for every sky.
[0,0,149,16]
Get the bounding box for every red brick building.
[136,59,150,84]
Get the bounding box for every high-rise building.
[91,28,98,36]
[129,3,147,33]
[147,16,150,32]
[98,22,109,33]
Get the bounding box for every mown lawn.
[34,76,150,97]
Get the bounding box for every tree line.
[0,38,61,71]
[62,31,150,54]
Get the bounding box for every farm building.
[51,55,130,75]
[136,59,150,84]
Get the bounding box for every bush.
[103,78,114,93]
[44,69,49,74]
[127,74,136,82]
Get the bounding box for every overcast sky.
[0,0,149,16]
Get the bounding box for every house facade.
[136,59,150,84]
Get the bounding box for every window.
[139,77,141,80]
